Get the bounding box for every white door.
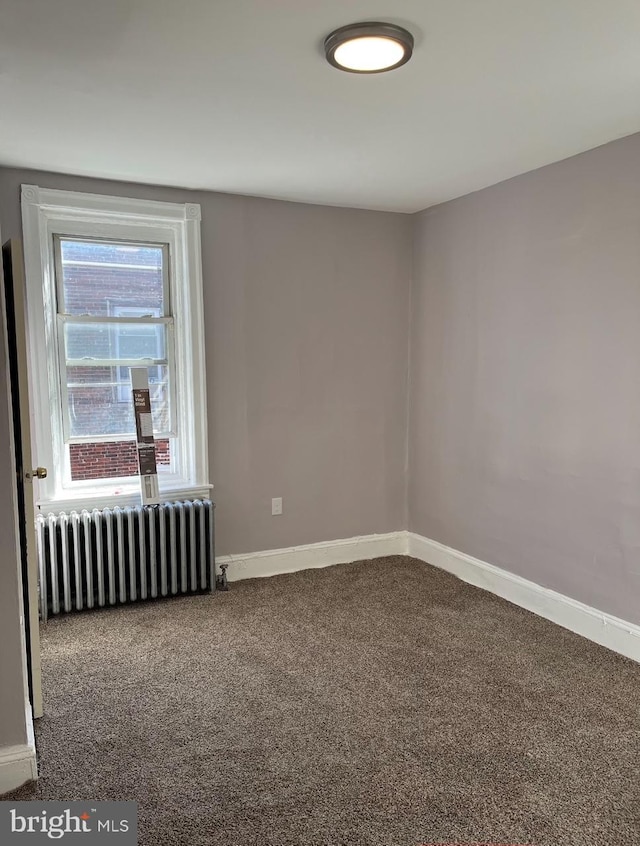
[2,238,44,719]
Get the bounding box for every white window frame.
[21,185,210,510]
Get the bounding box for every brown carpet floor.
[5,556,640,845]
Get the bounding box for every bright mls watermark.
[0,802,137,843]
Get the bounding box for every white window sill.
[37,484,213,515]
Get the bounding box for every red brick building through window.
[57,238,174,482]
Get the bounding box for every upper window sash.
[53,235,171,318]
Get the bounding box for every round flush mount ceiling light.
[324,21,414,73]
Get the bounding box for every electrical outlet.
[271,497,283,516]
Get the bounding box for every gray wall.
[0,234,29,748]
[409,133,640,625]
[0,168,412,557]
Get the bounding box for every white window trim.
[21,184,211,510]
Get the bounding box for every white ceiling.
[1,0,639,212]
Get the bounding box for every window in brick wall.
[22,185,209,509]
[56,238,174,448]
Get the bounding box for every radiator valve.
[216,563,229,591]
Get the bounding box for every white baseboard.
[0,742,37,796]
[407,532,640,663]
[217,531,407,582]
[0,703,37,796]
[216,529,640,663]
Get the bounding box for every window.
[21,186,209,509]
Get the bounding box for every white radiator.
[36,499,216,621]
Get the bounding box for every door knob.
[26,467,47,480]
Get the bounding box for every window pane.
[59,239,165,316]
[69,438,173,481]
[63,322,166,363]
[66,365,171,439]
